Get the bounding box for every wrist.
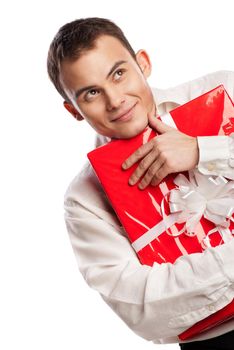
[191,136,199,167]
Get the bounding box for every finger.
[138,158,165,190]
[148,114,175,133]
[150,164,169,186]
[122,141,153,170]
[128,149,159,185]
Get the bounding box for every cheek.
[79,103,105,123]
[126,74,144,91]
[78,103,111,134]
[127,74,152,101]
[138,79,154,108]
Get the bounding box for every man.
[47,17,234,349]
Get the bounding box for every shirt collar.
[152,86,189,110]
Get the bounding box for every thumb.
[148,113,175,134]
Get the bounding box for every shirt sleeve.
[189,70,234,180]
[64,168,234,342]
[197,133,234,180]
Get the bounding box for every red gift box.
[87,85,234,340]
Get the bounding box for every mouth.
[110,103,137,122]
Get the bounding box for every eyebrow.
[74,60,127,99]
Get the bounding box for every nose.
[105,87,125,111]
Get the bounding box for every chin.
[116,121,149,139]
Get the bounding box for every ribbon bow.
[169,169,234,234]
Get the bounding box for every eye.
[85,88,100,101]
[113,69,125,81]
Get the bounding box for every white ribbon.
[169,169,234,234]
[131,170,234,253]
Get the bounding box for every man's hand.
[122,113,199,189]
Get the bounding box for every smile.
[111,103,137,122]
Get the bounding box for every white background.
[1,0,233,349]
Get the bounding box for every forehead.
[60,35,136,89]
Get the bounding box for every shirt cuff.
[197,136,230,163]
[197,134,234,178]
[228,133,234,167]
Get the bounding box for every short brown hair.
[47,17,136,102]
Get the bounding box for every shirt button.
[207,304,215,311]
[207,162,216,171]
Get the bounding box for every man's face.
[61,35,155,139]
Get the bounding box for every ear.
[63,101,84,121]
[135,50,152,78]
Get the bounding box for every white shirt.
[64,71,234,344]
